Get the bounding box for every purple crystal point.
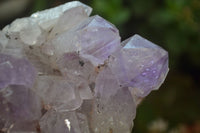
[109,34,169,97]
[77,15,121,65]
[77,15,119,33]
[50,15,121,66]
[0,54,36,89]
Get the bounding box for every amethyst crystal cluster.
[0,1,169,133]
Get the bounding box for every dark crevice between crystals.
[79,60,85,67]
[89,82,95,93]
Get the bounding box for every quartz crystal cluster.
[0,1,169,133]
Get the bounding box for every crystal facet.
[0,54,36,89]
[0,2,168,133]
[109,34,169,97]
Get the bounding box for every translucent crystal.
[31,1,92,30]
[0,85,41,132]
[34,76,82,112]
[0,2,168,133]
[48,6,90,39]
[0,54,36,89]
[109,34,169,97]
[93,67,136,133]
[48,15,121,66]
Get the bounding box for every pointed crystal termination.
[49,15,121,66]
[77,15,121,66]
[0,1,168,133]
[48,6,91,39]
[31,1,92,30]
[109,34,169,97]
[2,1,92,46]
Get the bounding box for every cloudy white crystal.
[31,1,92,30]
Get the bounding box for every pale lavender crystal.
[0,86,41,120]
[34,75,83,112]
[57,53,95,100]
[93,67,136,132]
[95,67,120,100]
[77,15,121,65]
[0,54,40,132]
[109,34,169,97]
[57,53,96,82]
[0,54,36,89]
[49,15,121,66]
[0,85,41,132]
[0,2,169,133]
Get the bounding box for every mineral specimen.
[0,1,169,133]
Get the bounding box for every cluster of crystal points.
[0,1,169,133]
